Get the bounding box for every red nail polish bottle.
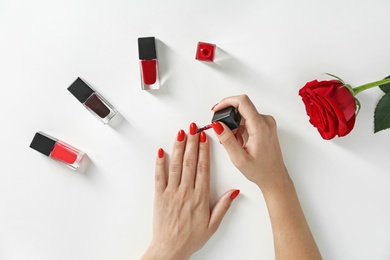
[29,132,85,170]
[68,78,118,124]
[138,37,160,90]
[196,42,216,62]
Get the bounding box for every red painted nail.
[212,121,224,135]
[190,122,197,135]
[158,148,164,158]
[177,130,185,142]
[211,103,219,110]
[230,189,240,200]
[199,131,207,143]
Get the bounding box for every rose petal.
[341,114,356,137]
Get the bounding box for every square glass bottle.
[138,37,160,90]
[29,131,85,170]
[68,78,117,124]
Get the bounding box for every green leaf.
[374,91,390,133]
[379,75,390,93]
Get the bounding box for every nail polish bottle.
[196,42,216,62]
[212,106,241,130]
[29,132,85,170]
[68,78,117,124]
[138,37,160,90]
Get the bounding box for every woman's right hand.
[212,95,322,259]
[211,95,289,191]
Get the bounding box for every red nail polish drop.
[51,143,77,164]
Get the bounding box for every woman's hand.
[211,95,288,191]
[142,123,240,260]
[212,95,322,259]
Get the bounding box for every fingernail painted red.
[177,130,185,142]
[158,148,164,158]
[211,103,219,110]
[212,121,224,135]
[199,132,207,143]
[190,122,197,135]
[230,189,240,200]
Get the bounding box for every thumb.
[208,189,240,233]
[212,121,247,167]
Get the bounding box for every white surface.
[1,0,390,259]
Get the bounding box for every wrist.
[142,243,189,260]
[256,167,293,195]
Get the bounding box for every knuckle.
[265,115,277,128]
[263,115,277,134]
[170,162,182,174]
[179,187,189,198]
[155,172,164,183]
[184,157,195,168]
[239,94,250,103]
[197,161,210,174]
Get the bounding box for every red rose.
[299,80,357,140]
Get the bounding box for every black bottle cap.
[67,78,95,103]
[212,106,241,130]
[29,132,57,157]
[138,37,157,60]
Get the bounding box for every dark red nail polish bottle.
[138,37,160,90]
[196,42,216,62]
[29,132,85,170]
[68,78,118,124]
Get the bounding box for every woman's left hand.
[142,123,240,260]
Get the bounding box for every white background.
[1,0,390,259]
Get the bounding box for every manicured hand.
[212,95,322,259]
[211,95,288,190]
[142,123,240,260]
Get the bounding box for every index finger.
[212,95,259,122]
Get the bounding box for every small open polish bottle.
[29,132,85,170]
[68,78,117,124]
[138,37,160,90]
[197,106,242,133]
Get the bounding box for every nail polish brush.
[196,106,242,133]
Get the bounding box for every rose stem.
[353,77,390,95]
